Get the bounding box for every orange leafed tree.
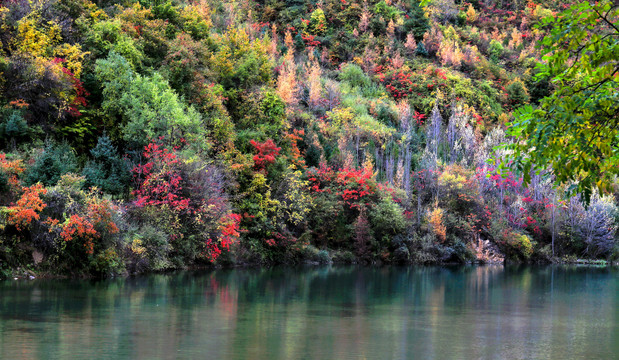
[277,31,298,106]
[7,184,48,231]
[60,214,98,255]
[428,206,447,243]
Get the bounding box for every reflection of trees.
[0,266,616,359]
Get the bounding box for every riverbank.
[3,254,617,281]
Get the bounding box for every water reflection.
[0,266,617,359]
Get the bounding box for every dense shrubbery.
[0,0,617,277]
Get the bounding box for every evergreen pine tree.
[404,1,430,41]
[82,134,131,195]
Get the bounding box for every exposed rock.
[33,250,44,265]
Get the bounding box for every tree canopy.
[508,1,619,202]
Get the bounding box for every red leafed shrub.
[6,184,47,231]
[336,167,376,208]
[413,111,426,125]
[203,213,242,263]
[132,141,238,264]
[132,142,191,212]
[203,238,222,263]
[307,163,336,193]
[301,34,321,47]
[264,232,296,248]
[250,139,281,171]
[379,70,415,100]
[218,213,242,250]
[376,66,449,103]
[308,163,377,209]
[473,113,483,126]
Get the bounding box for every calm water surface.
[0,265,617,359]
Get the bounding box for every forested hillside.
[0,0,617,277]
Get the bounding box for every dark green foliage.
[353,209,373,262]
[24,143,78,186]
[525,70,551,105]
[232,89,286,150]
[137,224,172,271]
[376,104,398,127]
[509,1,619,200]
[152,0,181,26]
[94,51,134,119]
[369,16,387,35]
[403,0,430,41]
[369,197,406,243]
[232,54,271,89]
[169,234,203,268]
[392,244,411,264]
[0,169,9,193]
[305,144,321,168]
[85,20,144,68]
[95,52,205,149]
[456,11,467,26]
[161,34,208,99]
[0,109,29,148]
[506,79,530,108]
[260,90,286,121]
[82,134,131,195]
[416,41,428,57]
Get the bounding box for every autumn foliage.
[0,0,617,276]
[132,142,191,212]
[250,139,281,171]
[6,184,47,231]
[204,213,242,263]
[60,214,98,255]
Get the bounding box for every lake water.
[0,266,617,359]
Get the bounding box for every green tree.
[404,0,430,41]
[488,39,503,63]
[374,1,401,21]
[0,109,29,148]
[307,8,327,36]
[505,78,529,108]
[508,1,619,201]
[25,143,78,187]
[85,19,144,68]
[95,52,205,149]
[94,51,134,118]
[82,134,131,195]
[121,72,204,148]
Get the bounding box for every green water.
[0,266,617,359]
